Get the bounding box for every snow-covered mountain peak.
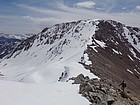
[7,20,100,63]
[0,33,34,40]
[0,19,100,83]
[0,19,140,105]
[1,19,140,83]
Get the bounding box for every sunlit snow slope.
[0,20,99,105]
[0,20,99,82]
[0,19,140,105]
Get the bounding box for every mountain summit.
[0,19,140,105]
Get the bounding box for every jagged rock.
[69,73,86,84]
[70,74,140,105]
[79,83,93,94]
[107,95,115,105]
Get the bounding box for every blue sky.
[0,0,140,34]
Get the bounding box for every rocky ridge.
[70,74,140,105]
[78,20,140,98]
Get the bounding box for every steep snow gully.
[0,19,140,105]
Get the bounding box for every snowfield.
[0,62,98,105]
[0,80,89,105]
[0,20,100,105]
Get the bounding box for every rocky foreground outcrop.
[69,74,140,105]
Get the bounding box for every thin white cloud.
[1,2,140,34]
[17,4,49,13]
[136,5,140,10]
[75,1,96,8]
[94,0,116,12]
[0,15,38,34]
[23,16,65,27]
[21,3,140,27]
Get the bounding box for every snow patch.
[124,27,140,53]
[134,69,140,75]
[94,39,106,48]
[90,46,98,52]
[128,55,134,61]
[127,69,133,74]
[112,49,119,54]
[115,41,119,45]
[83,53,92,65]
[129,48,140,60]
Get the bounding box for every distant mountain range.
[0,19,140,105]
[0,33,35,59]
[0,33,34,40]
